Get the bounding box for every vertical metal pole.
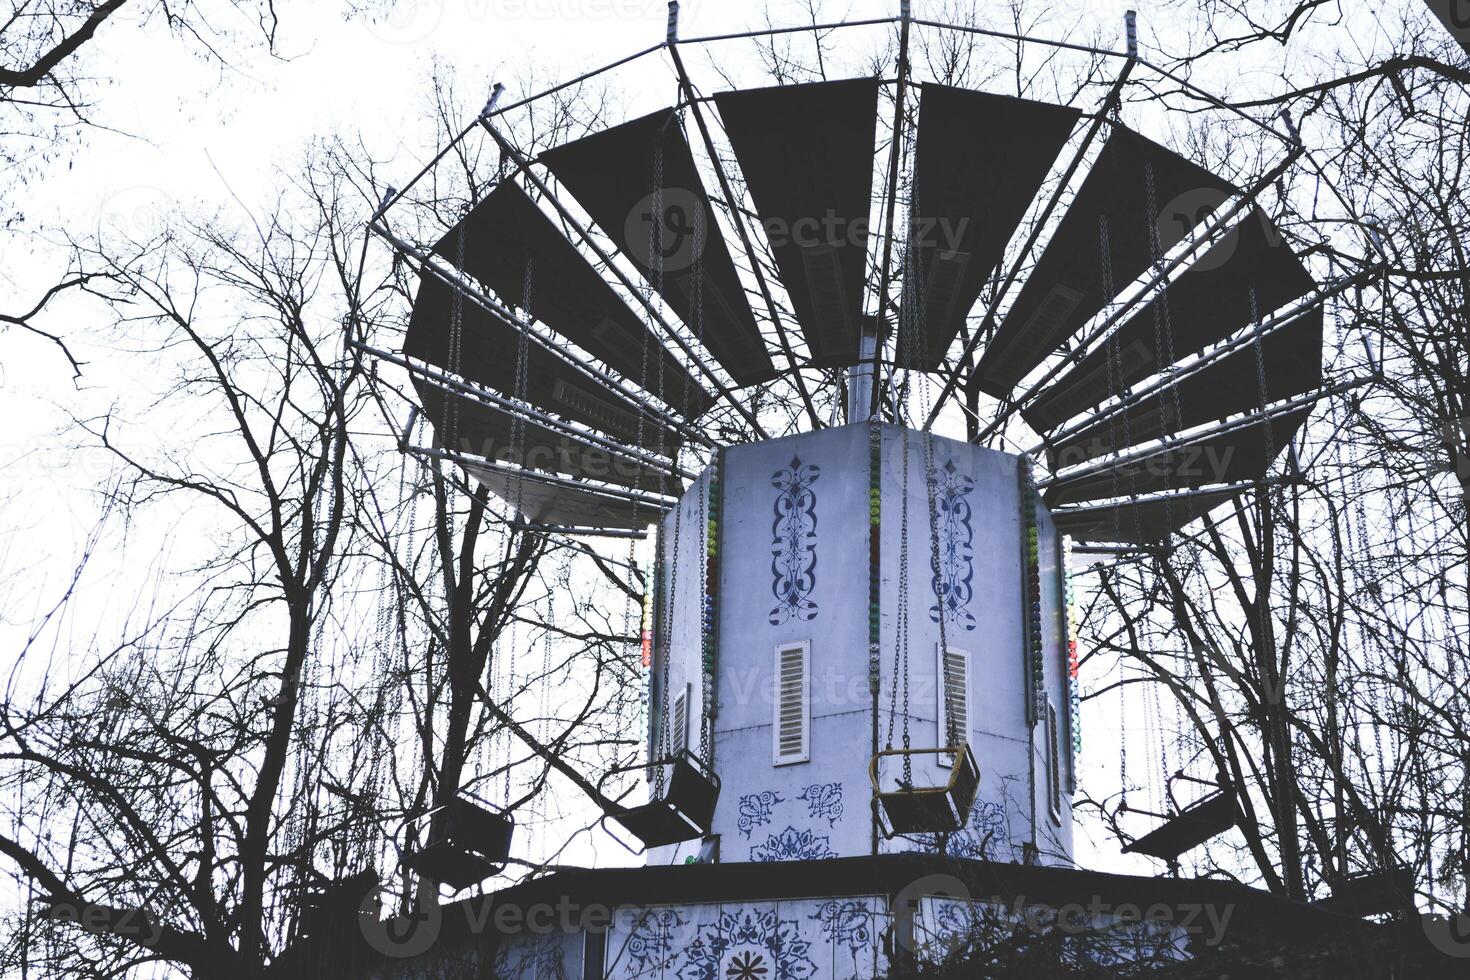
[866,0,914,420]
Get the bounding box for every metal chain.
[1142,159,1179,542]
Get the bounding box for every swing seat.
[870,744,980,838]
[402,795,514,890]
[1318,865,1415,917]
[601,750,720,852]
[1123,789,1236,861]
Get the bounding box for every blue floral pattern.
[623,907,687,974]
[945,800,1011,861]
[811,900,871,953]
[677,908,817,980]
[797,782,844,827]
[750,826,837,863]
[769,457,821,625]
[929,459,976,631]
[737,790,784,839]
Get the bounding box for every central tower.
[646,423,1075,867]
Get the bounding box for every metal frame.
[369,1,1363,461]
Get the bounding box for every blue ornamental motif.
[945,799,1011,861]
[930,459,977,631]
[736,790,784,838]
[675,908,817,980]
[797,782,843,827]
[750,826,837,862]
[769,457,821,625]
[495,934,566,978]
[811,899,871,953]
[623,907,687,974]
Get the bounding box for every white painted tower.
[647,423,1076,867]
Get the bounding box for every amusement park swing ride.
[350,0,1380,908]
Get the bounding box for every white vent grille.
[1030,339,1152,430]
[799,244,852,351]
[922,249,971,337]
[671,683,690,754]
[773,642,810,765]
[997,283,1085,377]
[1047,699,1062,819]
[937,645,970,767]
[551,379,639,442]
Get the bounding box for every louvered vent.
[1054,398,1180,470]
[922,249,971,338]
[1009,284,1084,363]
[799,244,852,353]
[590,317,638,374]
[671,683,689,754]
[938,645,969,767]
[1029,339,1153,431]
[773,642,810,765]
[1046,700,1062,818]
[668,271,764,378]
[551,379,639,442]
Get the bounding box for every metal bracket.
[480,81,506,120]
[666,1,679,43]
[1124,10,1138,58]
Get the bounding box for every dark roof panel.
[1046,309,1323,468]
[540,109,775,385]
[897,85,1081,369]
[1043,404,1313,507]
[404,275,683,453]
[432,182,711,417]
[1024,210,1315,432]
[976,126,1239,397]
[713,78,879,367]
[1052,487,1245,543]
[412,377,681,497]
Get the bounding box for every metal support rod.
[1040,374,1370,489]
[1050,475,1299,517]
[923,51,1136,430]
[353,338,698,480]
[371,221,716,450]
[512,522,648,540]
[971,145,1306,441]
[667,31,824,431]
[483,42,667,122]
[1029,269,1366,453]
[475,116,771,440]
[407,443,677,511]
[866,0,914,420]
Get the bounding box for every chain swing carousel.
[351,3,1379,975]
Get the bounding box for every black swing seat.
[871,744,981,838]
[402,794,514,890]
[601,750,720,852]
[1123,785,1236,861]
[1317,865,1415,918]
